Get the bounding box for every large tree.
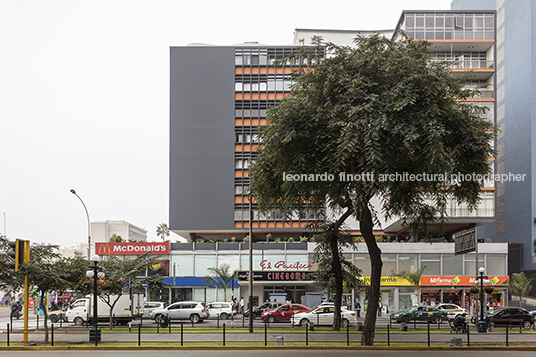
[250,34,494,345]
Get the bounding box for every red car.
[261,303,310,323]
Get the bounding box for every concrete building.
[59,220,147,258]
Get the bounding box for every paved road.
[0,351,535,357]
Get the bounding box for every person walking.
[378,300,382,317]
[239,297,245,314]
[355,298,361,318]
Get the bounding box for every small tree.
[392,266,426,305]
[156,223,170,242]
[312,222,362,330]
[202,264,237,302]
[109,234,123,242]
[510,272,536,308]
[99,253,165,328]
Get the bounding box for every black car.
[486,307,534,328]
[244,302,282,318]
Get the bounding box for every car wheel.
[154,314,161,322]
[433,316,441,324]
[489,321,495,329]
[190,314,200,323]
[73,317,84,326]
[342,319,350,328]
[523,321,532,328]
[220,313,228,320]
[401,315,410,323]
[49,314,59,323]
[267,316,276,324]
[300,319,310,327]
[470,316,476,325]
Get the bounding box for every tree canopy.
[250,33,494,345]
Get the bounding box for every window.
[355,255,371,275]
[399,254,418,271]
[443,255,462,275]
[486,255,506,276]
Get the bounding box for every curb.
[2,346,536,351]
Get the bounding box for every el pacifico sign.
[96,242,170,255]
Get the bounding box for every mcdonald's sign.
[96,242,170,255]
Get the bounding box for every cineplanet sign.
[96,242,170,255]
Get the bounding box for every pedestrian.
[378,299,382,317]
[355,298,361,318]
[239,297,244,314]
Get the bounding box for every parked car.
[207,302,235,319]
[392,305,448,323]
[435,303,467,320]
[142,301,166,318]
[261,303,310,323]
[150,301,209,323]
[485,307,534,328]
[48,306,69,323]
[292,305,356,328]
[244,301,282,318]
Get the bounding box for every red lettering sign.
[96,242,170,255]
[259,259,313,271]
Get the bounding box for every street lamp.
[86,255,104,344]
[70,189,91,259]
[476,266,489,333]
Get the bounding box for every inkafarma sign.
[96,242,170,255]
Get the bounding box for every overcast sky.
[0,0,453,247]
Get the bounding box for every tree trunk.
[330,231,343,331]
[40,293,49,344]
[359,204,382,346]
[330,208,353,331]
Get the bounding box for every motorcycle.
[10,309,22,320]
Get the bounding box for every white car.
[207,302,235,320]
[142,301,166,318]
[150,301,209,323]
[292,305,357,328]
[435,303,467,320]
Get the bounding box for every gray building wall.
[169,47,236,233]
[452,0,536,269]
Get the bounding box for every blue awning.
[163,277,240,287]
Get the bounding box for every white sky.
[0,0,453,246]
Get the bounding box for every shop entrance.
[263,285,306,304]
[442,290,463,306]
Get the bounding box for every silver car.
[142,301,166,318]
[150,301,209,323]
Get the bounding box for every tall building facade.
[170,44,321,242]
[450,0,536,270]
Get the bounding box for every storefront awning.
[163,277,240,287]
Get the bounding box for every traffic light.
[6,239,29,272]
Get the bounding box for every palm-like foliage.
[392,266,427,304]
[156,223,170,242]
[202,264,237,302]
[510,272,536,308]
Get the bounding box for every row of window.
[235,79,293,92]
[406,29,494,40]
[404,13,494,30]
[235,133,260,143]
[234,209,322,221]
[169,252,507,277]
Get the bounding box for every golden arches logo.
[97,243,112,255]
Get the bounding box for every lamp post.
[86,255,104,344]
[477,266,489,333]
[70,189,91,259]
